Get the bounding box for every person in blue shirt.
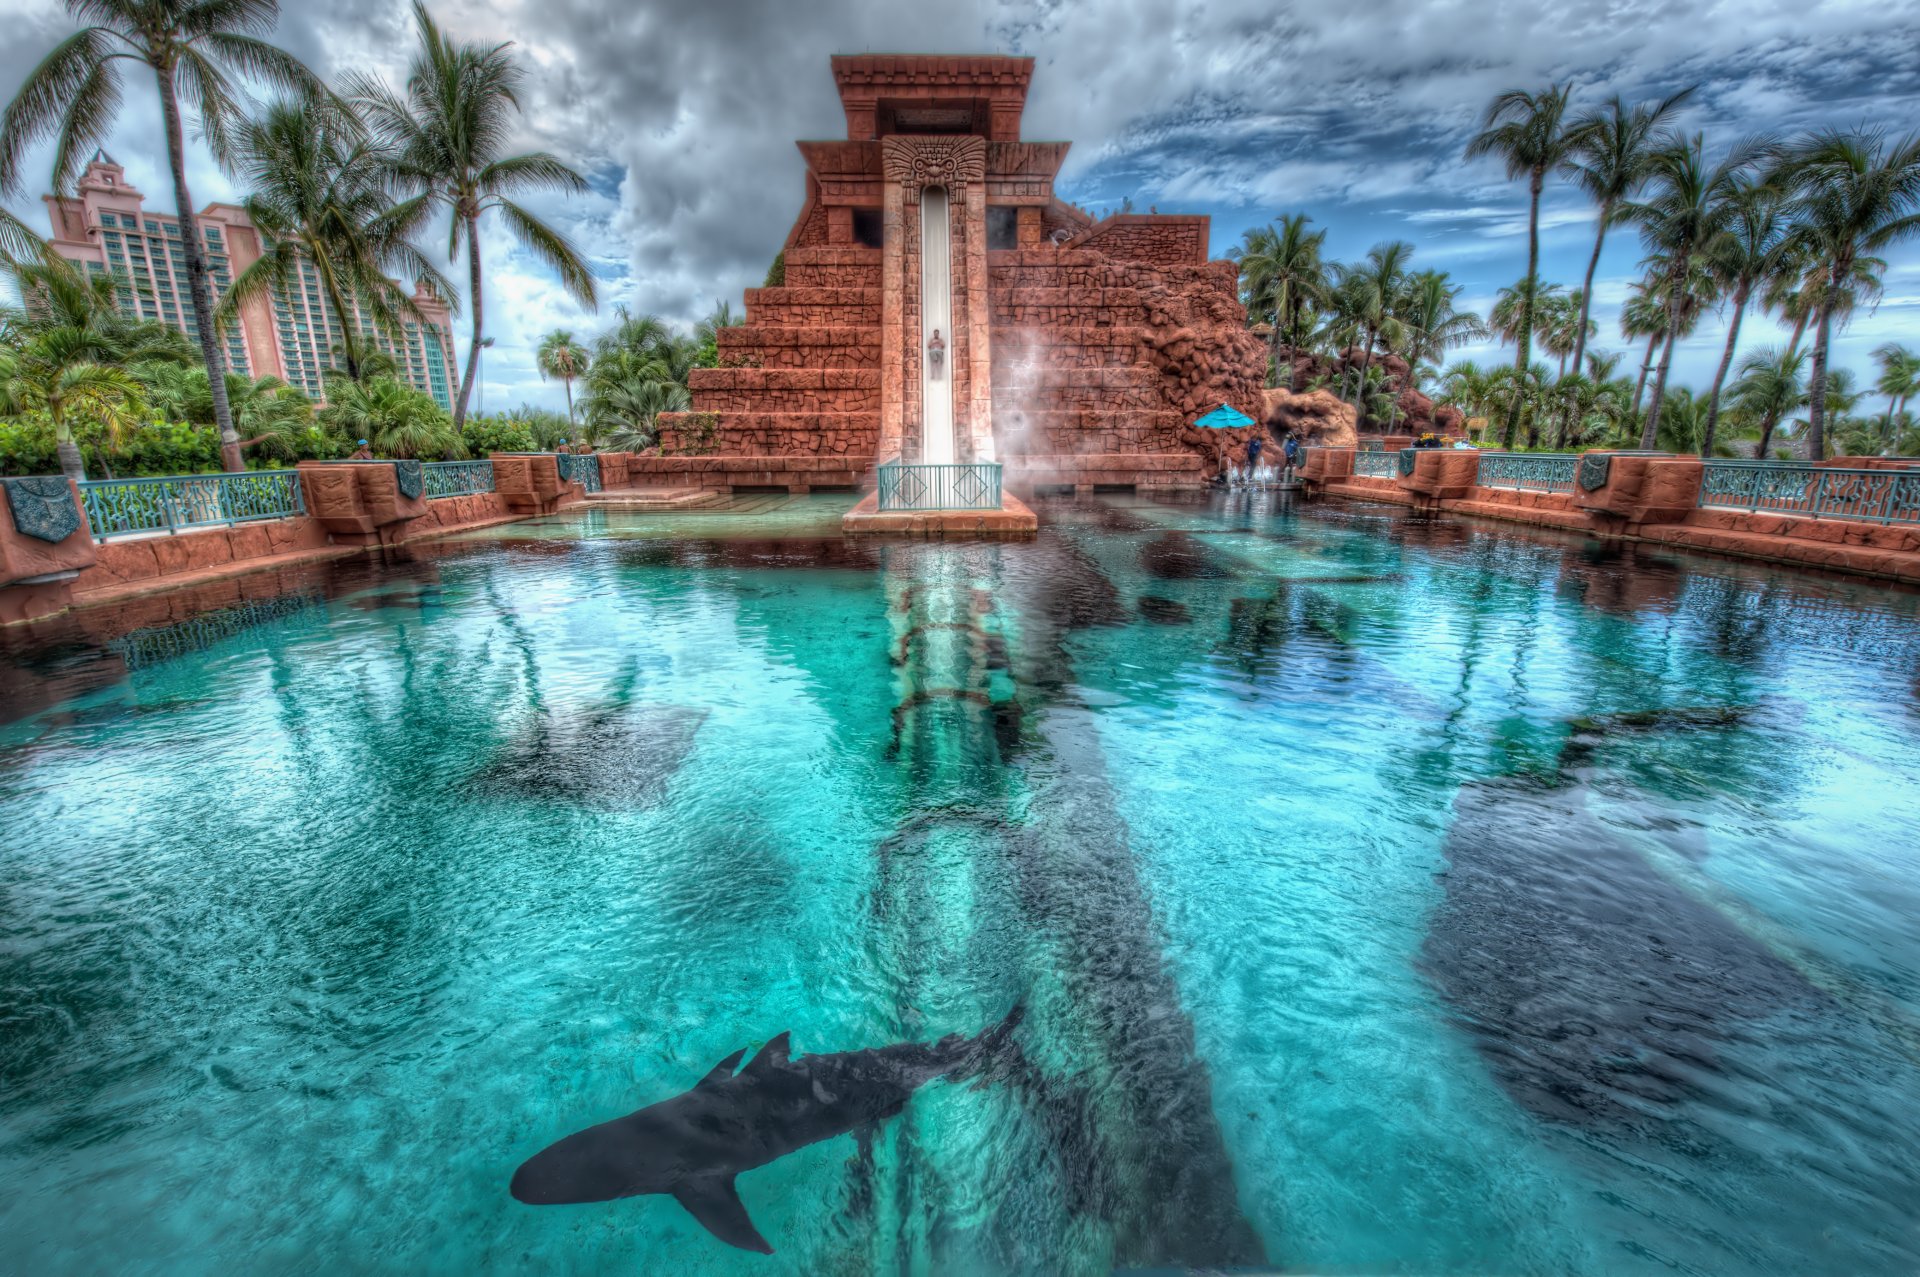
[1283,434,1301,472]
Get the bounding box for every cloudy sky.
[4,0,1919,416]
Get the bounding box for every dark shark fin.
[672,1174,772,1254]
[743,1032,791,1077]
[697,1048,747,1091]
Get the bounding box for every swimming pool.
[3,492,1918,1274]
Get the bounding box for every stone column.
[961,181,995,463]
[879,178,906,462]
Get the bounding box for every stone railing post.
[297,460,430,546]
[1571,452,1701,531]
[596,451,632,490]
[1398,449,1479,508]
[490,453,580,514]
[0,476,98,624]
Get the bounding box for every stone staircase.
[636,246,884,492]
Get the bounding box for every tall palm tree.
[1466,83,1575,446]
[1491,278,1565,349]
[1229,213,1327,386]
[1872,341,1920,447]
[349,1,597,430]
[1620,279,1668,419]
[219,98,452,384]
[1775,128,1920,459]
[1699,172,1790,456]
[0,0,326,472]
[536,329,588,425]
[1560,89,1694,379]
[1622,134,1755,448]
[1725,345,1807,458]
[1399,269,1485,379]
[1328,241,1415,426]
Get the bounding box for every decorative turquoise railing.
[1698,461,1920,524]
[1476,452,1579,493]
[78,471,305,541]
[423,459,495,498]
[876,458,1003,511]
[1352,451,1399,479]
[556,452,602,494]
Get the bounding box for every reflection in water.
[0,493,1917,1275]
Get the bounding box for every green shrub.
[461,414,539,455]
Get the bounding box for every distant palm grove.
[1235,85,1920,459]
[0,0,725,482]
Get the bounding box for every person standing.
[1283,433,1301,474]
[1247,434,1264,473]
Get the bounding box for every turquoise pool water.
[3,492,1919,1274]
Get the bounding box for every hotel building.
[43,152,458,409]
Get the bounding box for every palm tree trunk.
[1701,282,1750,459]
[1352,332,1375,428]
[1570,208,1608,377]
[318,263,362,382]
[1783,310,1809,365]
[1630,331,1660,422]
[1502,172,1545,449]
[1758,412,1780,459]
[453,211,484,429]
[156,65,239,471]
[1806,296,1835,460]
[1641,267,1687,450]
[51,403,84,482]
[563,377,575,425]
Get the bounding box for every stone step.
[993,409,1189,454]
[624,454,873,493]
[783,246,884,289]
[585,487,730,510]
[986,365,1163,410]
[988,251,1238,292]
[744,287,882,325]
[717,325,880,369]
[990,287,1165,326]
[688,367,880,414]
[993,327,1165,367]
[657,411,879,458]
[1003,452,1207,490]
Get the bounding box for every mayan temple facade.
[640,54,1268,495]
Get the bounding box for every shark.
[509,1006,1025,1253]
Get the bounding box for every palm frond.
[493,197,596,308]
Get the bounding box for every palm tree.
[1775,128,1920,459]
[219,98,452,385]
[1622,134,1755,448]
[536,329,589,425]
[1871,342,1920,448]
[1229,213,1328,386]
[1700,173,1791,456]
[1399,270,1485,376]
[1465,83,1575,446]
[1724,345,1807,458]
[3,256,189,478]
[1560,90,1694,379]
[1437,359,1495,430]
[1491,278,1565,348]
[0,0,327,472]
[320,374,460,458]
[349,1,597,430]
[1328,240,1415,426]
